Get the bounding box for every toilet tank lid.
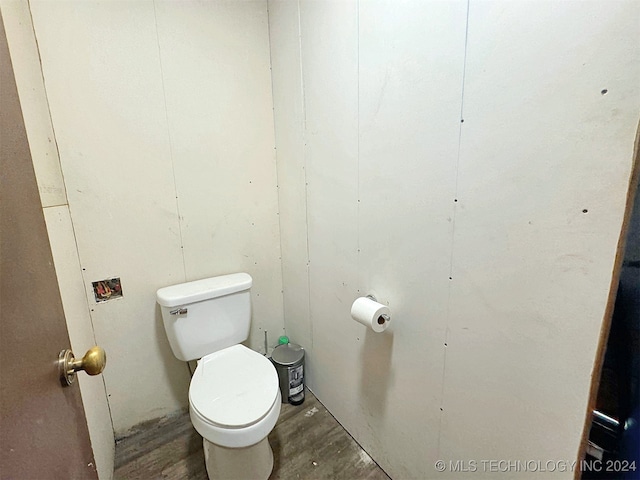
[156,273,252,307]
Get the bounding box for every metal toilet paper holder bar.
[366,294,390,325]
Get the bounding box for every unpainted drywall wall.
[6,0,639,474]
[269,0,640,478]
[22,0,283,434]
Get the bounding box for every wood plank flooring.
[114,389,390,480]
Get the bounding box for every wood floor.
[114,389,390,480]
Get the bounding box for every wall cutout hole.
[601,89,608,95]
[92,278,122,303]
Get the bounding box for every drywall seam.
[356,0,360,296]
[297,0,313,348]
[437,0,471,458]
[43,206,115,480]
[266,0,287,352]
[24,0,67,207]
[151,0,187,284]
[437,0,470,457]
[24,0,92,341]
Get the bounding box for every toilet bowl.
[157,273,281,479]
[189,345,281,479]
[189,344,281,448]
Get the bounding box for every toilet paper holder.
[366,294,390,325]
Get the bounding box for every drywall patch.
[92,278,122,302]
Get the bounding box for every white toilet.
[156,273,281,480]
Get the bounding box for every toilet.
[156,273,281,480]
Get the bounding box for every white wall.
[21,0,283,435]
[270,1,640,478]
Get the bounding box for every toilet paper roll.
[351,297,390,333]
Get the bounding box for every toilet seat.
[189,344,281,448]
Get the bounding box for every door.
[0,14,98,479]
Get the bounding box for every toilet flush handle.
[169,308,188,315]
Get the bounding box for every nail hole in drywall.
[601,89,608,95]
[582,209,589,214]
[454,198,458,203]
[444,343,448,347]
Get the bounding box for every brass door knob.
[58,346,107,386]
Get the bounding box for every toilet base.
[203,436,274,480]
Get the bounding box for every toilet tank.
[156,273,252,361]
